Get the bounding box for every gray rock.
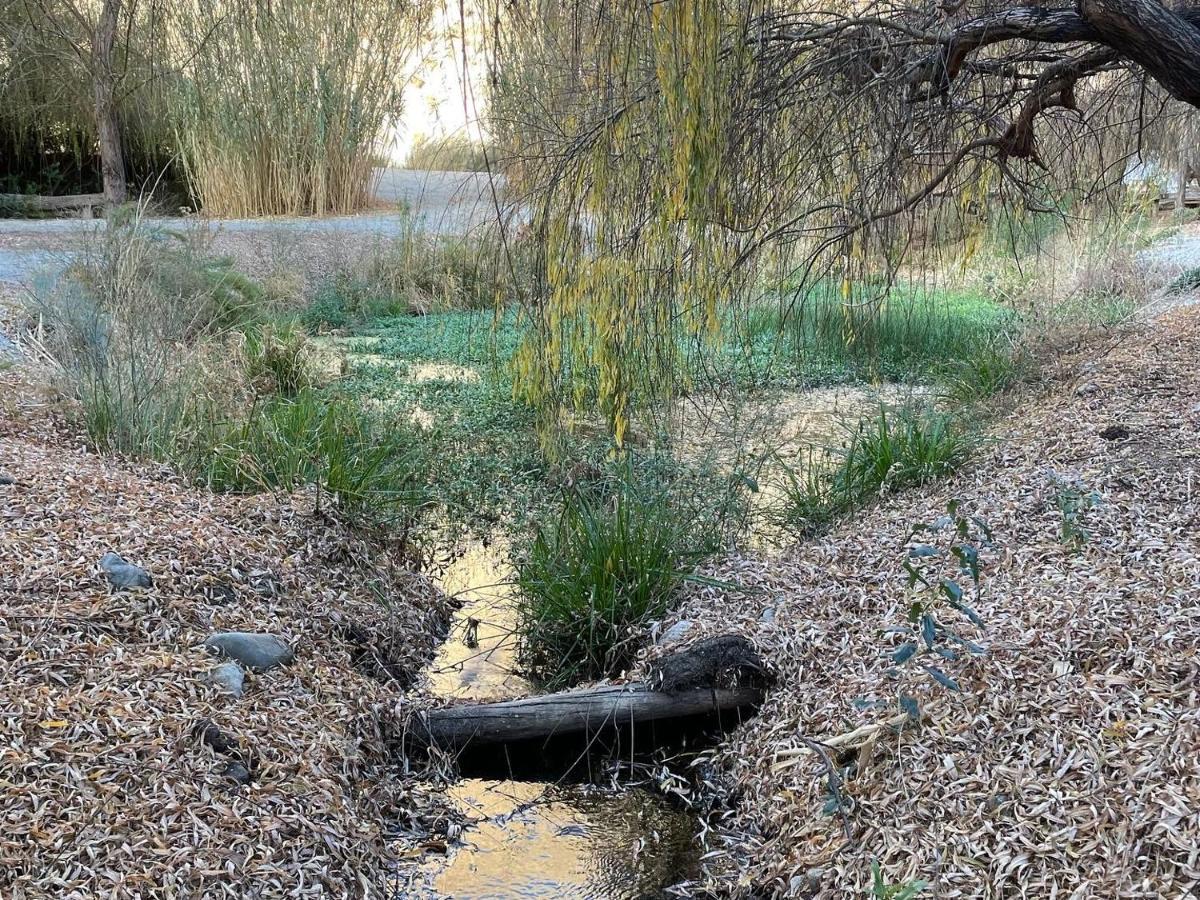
[759,607,776,625]
[204,632,294,672]
[0,473,14,486]
[222,759,252,785]
[1075,381,1099,398]
[100,551,152,590]
[204,662,246,697]
[657,620,693,646]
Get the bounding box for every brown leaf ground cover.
[668,307,1200,897]
[0,368,452,898]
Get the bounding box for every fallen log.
[0,192,104,217]
[410,681,764,751]
[410,634,770,753]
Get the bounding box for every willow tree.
[488,0,1200,443]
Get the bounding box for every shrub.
[304,225,535,326]
[195,389,427,520]
[514,465,728,689]
[25,208,263,454]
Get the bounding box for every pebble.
[100,552,152,590]
[222,760,252,785]
[204,632,295,672]
[204,662,246,697]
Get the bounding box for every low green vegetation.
[776,406,974,535]
[726,284,1016,387]
[192,389,427,520]
[514,462,740,690]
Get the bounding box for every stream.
[411,542,702,899]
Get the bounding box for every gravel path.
[0,168,512,288]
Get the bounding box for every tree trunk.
[93,0,126,207]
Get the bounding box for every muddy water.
[418,543,699,899]
[428,780,698,899]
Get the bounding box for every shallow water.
[426,540,530,702]
[416,543,699,899]
[428,779,698,899]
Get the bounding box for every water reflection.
[431,780,697,899]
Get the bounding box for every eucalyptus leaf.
[957,604,985,627]
[940,578,964,603]
[924,665,961,691]
[893,642,918,664]
[920,613,936,649]
[908,544,940,558]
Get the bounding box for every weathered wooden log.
[410,682,763,751]
[0,192,104,216]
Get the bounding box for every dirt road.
[0,168,511,287]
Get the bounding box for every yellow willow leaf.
[40,720,69,729]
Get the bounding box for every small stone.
[100,551,152,590]
[222,760,252,785]
[658,620,693,646]
[204,632,294,672]
[204,662,245,698]
[0,473,14,486]
[1075,381,1099,398]
[760,607,776,624]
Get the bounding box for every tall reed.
[166,0,430,217]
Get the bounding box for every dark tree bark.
[408,682,764,751]
[1078,0,1200,108]
[92,0,126,206]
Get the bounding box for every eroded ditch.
[323,337,927,895]
[407,541,708,899]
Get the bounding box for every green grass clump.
[241,322,315,397]
[840,407,971,495]
[777,406,973,534]
[515,463,735,689]
[195,389,426,521]
[937,340,1026,405]
[1167,265,1200,295]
